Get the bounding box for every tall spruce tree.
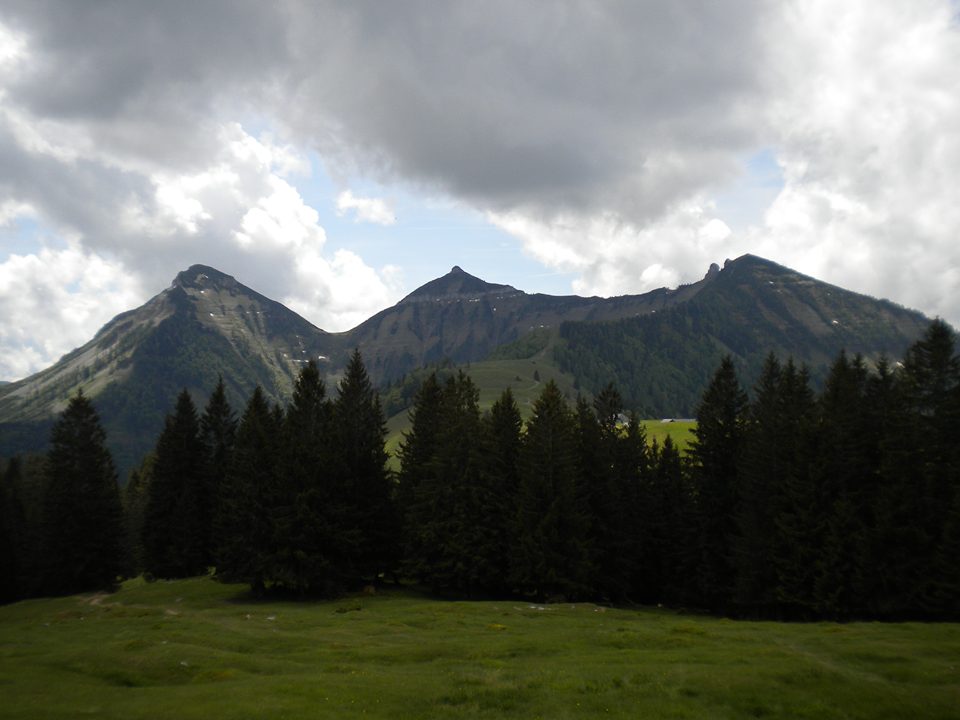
[860,356,917,616]
[41,391,124,595]
[216,387,280,596]
[645,435,688,604]
[122,453,153,576]
[688,356,748,611]
[0,458,26,602]
[579,384,636,600]
[198,377,236,566]
[511,381,592,600]
[273,361,344,594]
[898,320,960,615]
[768,361,819,618]
[398,372,445,582]
[812,352,870,619]
[476,387,524,595]
[331,350,396,584]
[732,353,783,614]
[405,372,489,594]
[143,389,206,578]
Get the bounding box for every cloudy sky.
[1,1,959,381]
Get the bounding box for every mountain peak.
[173,265,237,291]
[401,266,520,303]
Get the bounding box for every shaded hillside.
[554,255,932,415]
[0,265,336,473]
[0,255,938,473]
[343,265,708,383]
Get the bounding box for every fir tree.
[0,458,26,602]
[406,372,488,594]
[331,350,396,584]
[732,353,783,614]
[646,435,688,604]
[511,381,592,600]
[812,352,870,618]
[198,377,236,566]
[897,320,960,616]
[216,387,280,596]
[274,361,344,594]
[860,356,916,616]
[122,453,154,576]
[143,389,206,578]
[688,356,748,610]
[475,387,524,595]
[580,384,636,600]
[398,373,445,582]
[41,391,124,595]
[762,360,819,618]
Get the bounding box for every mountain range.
[0,254,933,475]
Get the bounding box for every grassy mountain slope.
[0,265,337,473]
[0,255,936,474]
[553,255,931,415]
[344,265,710,385]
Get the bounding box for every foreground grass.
[1,578,957,719]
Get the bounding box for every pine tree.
[122,453,154,576]
[475,387,524,595]
[511,381,592,600]
[769,361,819,618]
[41,391,124,595]
[900,320,960,615]
[812,352,870,619]
[143,389,206,578]
[860,357,919,617]
[198,377,236,566]
[273,361,344,594]
[398,373,445,582]
[688,356,748,611]
[216,387,280,596]
[732,353,783,614]
[580,384,636,601]
[0,458,26,602]
[331,350,396,584]
[403,372,488,594]
[646,435,688,604]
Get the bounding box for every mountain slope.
[342,265,710,382]
[0,255,938,474]
[0,265,336,471]
[553,255,931,415]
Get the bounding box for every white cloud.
[0,246,143,380]
[0,120,401,379]
[489,1,960,325]
[748,0,960,321]
[490,202,739,297]
[335,190,396,225]
[2,0,960,384]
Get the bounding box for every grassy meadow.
[1,576,957,719]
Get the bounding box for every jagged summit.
[173,264,238,291]
[400,265,520,303]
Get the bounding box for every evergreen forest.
[1,322,958,620]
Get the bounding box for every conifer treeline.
[1,323,958,619]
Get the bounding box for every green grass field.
[1,577,957,719]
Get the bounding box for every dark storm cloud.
[282,0,771,218]
[0,0,770,220]
[0,0,289,168]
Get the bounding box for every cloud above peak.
[0,1,958,378]
[336,190,395,225]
